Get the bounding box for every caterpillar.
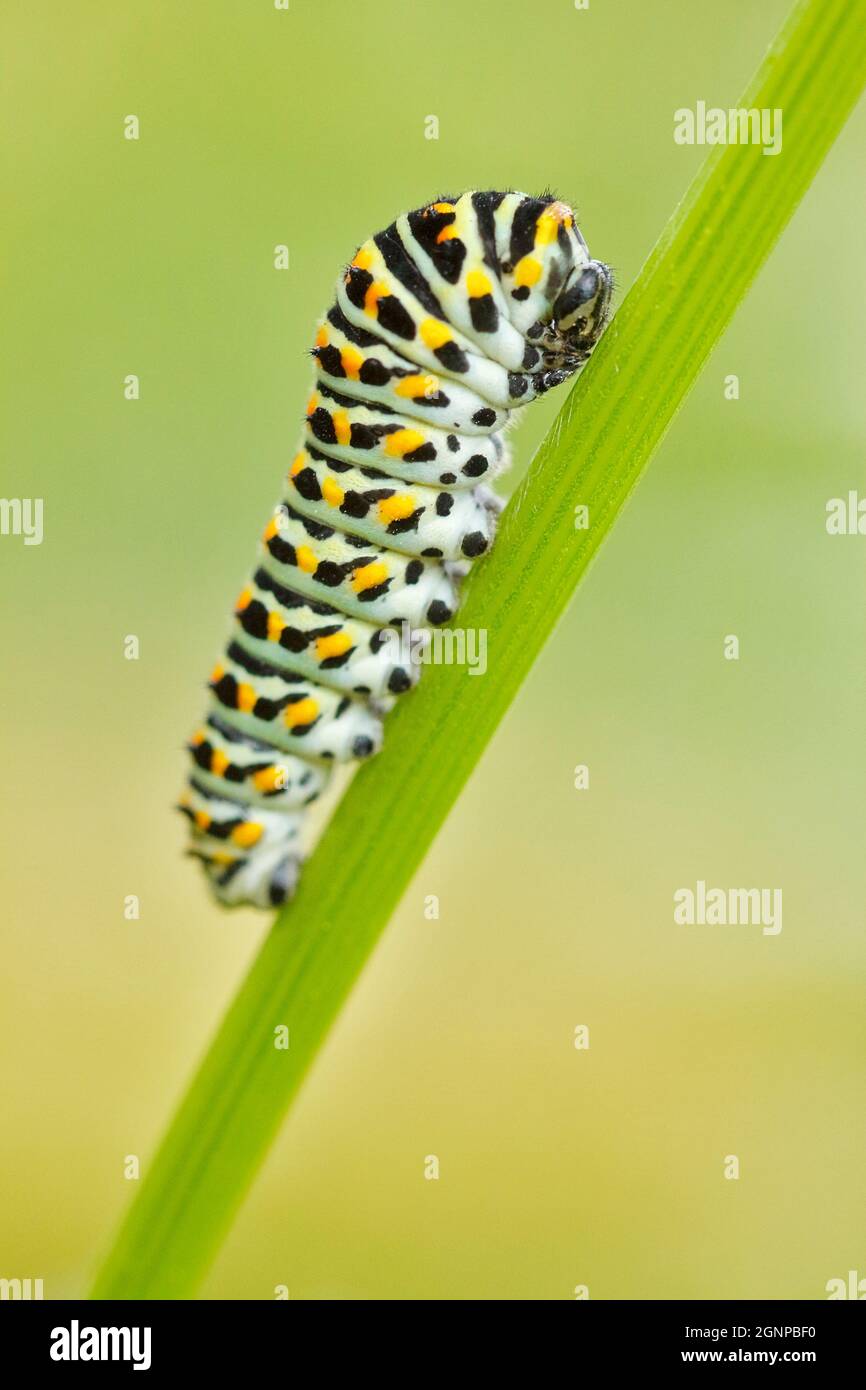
[180,190,612,908]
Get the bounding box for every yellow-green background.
[2,0,863,1300]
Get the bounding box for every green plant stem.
[92,0,866,1299]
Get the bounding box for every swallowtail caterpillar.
[180,190,612,907]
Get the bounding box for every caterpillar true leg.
[180,191,612,909]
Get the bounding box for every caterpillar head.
[503,194,612,371]
[552,258,613,361]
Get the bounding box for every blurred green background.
[1,0,864,1300]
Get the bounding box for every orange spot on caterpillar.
[351,560,388,593]
[284,696,319,728]
[322,477,345,507]
[363,281,389,315]
[266,611,285,641]
[535,209,566,245]
[420,318,452,349]
[341,346,363,378]
[466,269,492,298]
[237,683,256,713]
[231,821,263,849]
[514,255,541,288]
[378,494,416,524]
[252,765,286,794]
[315,631,352,660]
[384,428,425,457]
[394,374,437,399]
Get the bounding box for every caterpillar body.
[180,190,612,908]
